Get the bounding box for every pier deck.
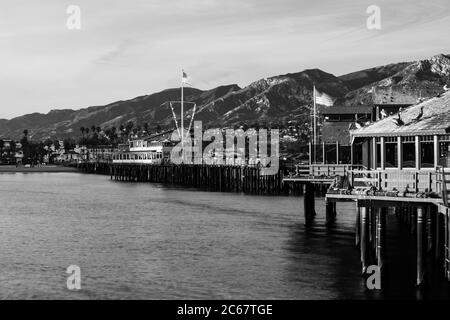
[321,166,450,287]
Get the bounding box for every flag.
[314,88,334,106]
[182,69,191,85]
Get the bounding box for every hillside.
[1,53,449,141]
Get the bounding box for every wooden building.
[372,87,420,121]
[321,105,373,144]
[351,91,450,170]
[312,105,373,165]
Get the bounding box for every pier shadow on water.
[285,199,450,300]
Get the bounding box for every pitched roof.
[351,91,450,137]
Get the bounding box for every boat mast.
[181,70,184,149]
[313,85,317,164]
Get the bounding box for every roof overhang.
[351,129,448,138]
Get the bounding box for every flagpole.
[181,70,184,149]
[313,86,317,164]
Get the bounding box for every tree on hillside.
[21,129,30,163]
[125,121,134,136]
[80,126,85,137]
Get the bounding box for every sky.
[0,0,449,119]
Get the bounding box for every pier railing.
[437,167,450,206]
[348,168,450,195]
[295,164,364,178]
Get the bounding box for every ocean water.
[0,172,448,299]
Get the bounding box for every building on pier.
[311,88,424,166]
[112,138,174,164]
[351,90,450,170]
[315,105,373,165]
[318,91,450,287]
[371,87,422,121]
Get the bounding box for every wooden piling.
[417,206,425,286]
[326,201,336,227]
[360,206,369,274]
[436,209,442,261]
[356,205,361,248]
[446,209,450,280]
[304,183,316,225]
[376,208,386,273]
[427,207,433,253]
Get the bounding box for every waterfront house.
[317,105,373,165]
[313,88,425,166]
[56,150,80,163]
[0,139,22,165]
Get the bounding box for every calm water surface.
[0,172,449,299]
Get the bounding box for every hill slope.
[1,54,449,140]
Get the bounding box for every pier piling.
[325,201,336,227]
[304,183,316,225]
[417,206,425,286]
[376,208,386,274]
[360,206,369,274]
[356,204,361,248]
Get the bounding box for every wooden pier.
[77,159,450,287]
[79,162,286,195]
[325,167,450,286]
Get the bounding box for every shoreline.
[0,165,78,173]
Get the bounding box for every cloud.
[1,0,449,118]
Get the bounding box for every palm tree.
[80,126,85,137]
[126,121,134,135]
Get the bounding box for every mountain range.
[1,54,450,141]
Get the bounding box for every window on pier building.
[325,143,337,164]
[420,136,434,168]
[385,137,398,168]
[402,137,415,168]
[339,146,351,164]
[439,135,450,167]
[376,138,381,168]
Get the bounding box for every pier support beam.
[356,204,361,248]
[417,206,425,286]
[435,209,442,261]
[304,183,316,226]
[427,207,433,253]
[446,209,450,280]
[326,201,336,227]
[376,208,386,273]
[360,206,369,274]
